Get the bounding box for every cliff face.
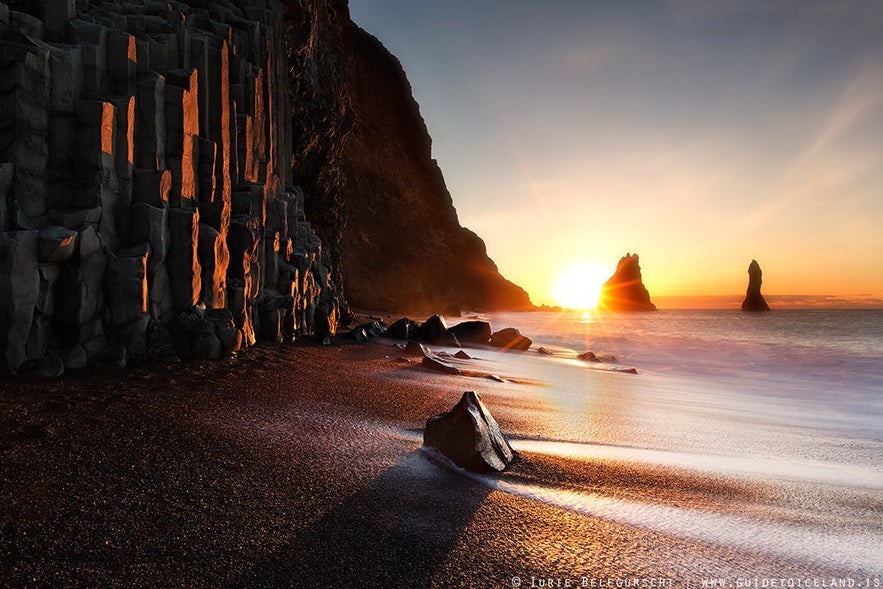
[0,0,343,374]
[285,1,532,313]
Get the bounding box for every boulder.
[414,314,448,342]
[741,259,771,312]
[577,351,598,362]
[454,350,471,360]
[384,317,419,340]
[449,320,492,344]
[537,347,553,355]
[597,253,657,312]
[402,340,431,358]
[423,391,515,472]
[489,327,532,351]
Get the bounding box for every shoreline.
[2,335,878,586]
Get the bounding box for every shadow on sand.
[233,449,492,587]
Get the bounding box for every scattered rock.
[741,259,771,312]
[537,347,553,355]
[597,353,617,363]
[449,320,492,344]
[423,391,515,472]
[349,320,387,342]
[486,374,505,383]
[489,327,532,351]
[598,253,657,311]
[402,340,431,357]
[421,354,461,375]
[454,350,471,360]
[577,351,598,362]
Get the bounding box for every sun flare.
[552,262,612,310]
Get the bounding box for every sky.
[348,1,883,308]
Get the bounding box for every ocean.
[404,309,883,578]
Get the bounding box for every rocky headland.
[741,259,770,312]
[0,0,531,376]
[597,252,656,312]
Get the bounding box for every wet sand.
[0,340,874,587]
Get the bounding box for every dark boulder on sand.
[424,391,515,472]
[385,318,420,340]
[449,320,492,344]
[414,314,460,346]
[598,253,656,312]
[348,320,388,342]
[742,260,771,312]
[489,327,532,351]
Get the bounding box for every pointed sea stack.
[597,253,656,311]
[741,260,771,312]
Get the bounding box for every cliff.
[0,0,344,374]
[0,0,530,375]
[597,253,656,312]
[285,1,532,313]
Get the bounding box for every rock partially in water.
[537,347,553,355]
[489,327,532,351]
[424,391,515,472]
[414,314,456,344]
[598,253,657,312]
[421,354,461,375]
[449,320,492,344]
[741,259,771,312]
[577,351,598,362]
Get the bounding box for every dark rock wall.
[285,1,533,313]
[0,0,343,374]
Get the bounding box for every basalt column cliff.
[286,1,532,313]
[0,0,346,374]
[0,0,531,375]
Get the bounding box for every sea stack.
[597,253,657,311]
[741,260,771,312]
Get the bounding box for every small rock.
[577,351,598,362]
[454,350,471,360]
[487,374,505,383]
[402,340,431,358]
[424,391,515,472]
[597,353,617,363]
[537,347,553,355]
[421,354,461,375]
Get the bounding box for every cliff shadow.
[232,449,492,588]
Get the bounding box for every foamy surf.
[420,446,883,573]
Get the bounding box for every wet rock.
[449,320,492,344]
[487,374,505,383]
[489,327,532,351]
[577,351,598,362]
[414,314,449,342]
[423,391,515,472]
[741,259,771,312]
[421,354,461,375]
[384,317,419,340]
[537,347,553,355]
[454,350,471,360]
[598,253,656,312]
[349,320,387,342]
[402,340,431,358]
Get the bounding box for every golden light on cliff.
[552,262,612,310]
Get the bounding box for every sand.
[0,339,872,587]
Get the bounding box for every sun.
[552,262,612,310]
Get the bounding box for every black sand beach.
[2,337,868,588]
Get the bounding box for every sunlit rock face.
[741,259,771,312]
[286,1,532,313]
[424,391,515,472]
[597,253,657,312]
[0,0,343,374]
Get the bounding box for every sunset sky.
[349,1,883,308]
